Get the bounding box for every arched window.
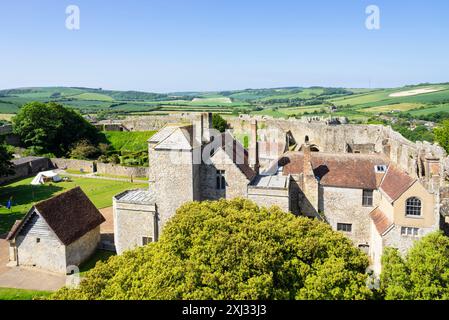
[406,197,422,216]
[305,136,310,144]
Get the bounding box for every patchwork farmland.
[0,83,448,121]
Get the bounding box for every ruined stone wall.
[121,114,199,131]
[227,117,448,187]
[66,226,101,267]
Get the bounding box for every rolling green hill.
[1,83,448,121]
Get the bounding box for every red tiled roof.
[277,151,389,189]
[380,165,416,202]
[369,207,393,235]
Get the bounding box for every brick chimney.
[249,119,260,174]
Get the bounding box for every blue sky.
[0,0,448,92]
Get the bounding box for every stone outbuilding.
[6,187,105,274]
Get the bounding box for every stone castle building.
[114,113,444,274]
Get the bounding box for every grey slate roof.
[115,189,156,205]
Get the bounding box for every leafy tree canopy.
[0,140,13,176]
[13,102,101,157]
[434,120,449,153]
[53,199,372,300]
[212,114,228,133]
[381,231,449,300]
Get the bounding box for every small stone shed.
[6,187,105,274]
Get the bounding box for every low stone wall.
[96,163,148,178]
[0,157,51,185]
[50,158,95,173]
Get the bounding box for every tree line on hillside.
[51,198,449,300]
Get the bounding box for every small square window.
[142,237,153,246]
[36,238,41,243]
[375,165,387,173]
[337,223,352,233]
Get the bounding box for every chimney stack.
[249,119,260,174]
[202,112,212,143]
[303,143,314,177]
[301,143,319,216]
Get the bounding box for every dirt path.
[0,239,65,291]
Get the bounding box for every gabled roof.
[211,132,256,181]
[7,187,105,246]
[154,126,193,150]
[148,125,178,144]
[369,207,394,236]
[379,165,416,202]
[276,152,389,189]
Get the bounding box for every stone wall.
[96,163,149,178]
[66,226,101,267]
[113,199,156,254]
[153,149,197,230]
[50,158,148,177]
[0,157,51,185]
[321,186,381,247]
[200,148,251,201]
[247,187,290,212]
[121,114,199,131]
[51,158,95,173]
[15,214,67,274]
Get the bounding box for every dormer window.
[375,165,387,173]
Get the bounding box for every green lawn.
[0,288,52,300]
[104,130,157,152]
[0,177,147,234]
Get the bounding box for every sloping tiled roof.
[277,151,389,189]
[214,132,256,181]
[379,165,416,202]
[7,187,105,245]
[369,207,393,235]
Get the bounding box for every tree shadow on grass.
[0,183,65,235]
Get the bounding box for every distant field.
[408,103,449,116]
[360,103,422,113]
[0,113,14,121]
[104,130,157,152]
[1,84,448,121]
[192,97,232,104]
[71,92,114,101]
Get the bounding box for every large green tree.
[13,102,101,157]
[0,141,13,176]
[434,120,449,153]
[381,232,449,300]
[212,113,228,133]
[53,199,372,300]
